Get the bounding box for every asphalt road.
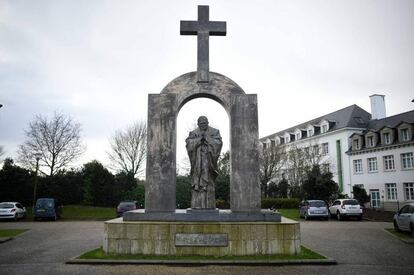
[0,219,413,275]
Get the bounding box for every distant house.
[260,95,414,209]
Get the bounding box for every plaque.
[175,233,228,247]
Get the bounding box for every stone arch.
[145,72,260,213]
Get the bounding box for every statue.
[186,116,222,209]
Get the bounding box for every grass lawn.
[0,229,28,238]
[385,229,414,244]
[78,245,325,261]
[278,209,300,221]
[24,205,116,220]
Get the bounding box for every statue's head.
[197,116,209,131]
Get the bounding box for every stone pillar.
[229,94,261,212]
[145,94,177,212]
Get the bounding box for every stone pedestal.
[103,217,300,256]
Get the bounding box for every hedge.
[261,198,300,209]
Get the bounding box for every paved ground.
[0,219,413,275]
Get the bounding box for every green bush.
[216,199,230,209]
[261,198,300,209]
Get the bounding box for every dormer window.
[321,124,328,133]
[295,133,300,141]
[263,142,267,149]
[308,129,314,137]
[367,136,374,147]
[353,139,360,150]
[383,132,390,145]
[401,128,410,141]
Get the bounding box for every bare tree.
[284,140,328,197]
[259,143,285,198]
[108,120,147,178]
[18,112,85,176]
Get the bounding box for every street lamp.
[32,153,42,211]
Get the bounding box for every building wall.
[265,128,365,197]
[349,145,414,210]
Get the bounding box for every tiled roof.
[260,104,371,141]
[365,110,414,131]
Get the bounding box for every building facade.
[260,95,414,209]
[348,111,414,211]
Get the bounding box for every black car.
[116,201,140,217]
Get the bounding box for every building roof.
[365,110,414,131]
[260,104,371,141]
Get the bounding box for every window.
[295,133,300,141]
[404,183,414,200]
[401,128,410,141]
[313,145,320,155]
[385,183,397,201]
[353,139,360,150]
[321,143,329,155]
[383,132,391,144]
[367,136,374,147]
[353,159,362,173]
[271,140,276,147]
[322,163,330,173]
[308,129,314,137]
[321,124,328,133]
[263,143,267,149]
[367,157,378,172]
[401,152,414,169]
[383,155,395,171]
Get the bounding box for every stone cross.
[180,5,226,83]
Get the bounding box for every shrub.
[216,199,230,209]
[261,198,300,209]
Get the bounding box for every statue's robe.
[185,126,222,209]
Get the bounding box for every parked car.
[116,201,140,217]
[33,198,62,221]
[299,200,329,220]
[393,203,414,236]
[0,202,26,221]
[329,199,362,220]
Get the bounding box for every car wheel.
[393,220,400,232]
[410,223,414,237]
[337,211,342,221]
[14,214,18,221]
[357,215,362,221]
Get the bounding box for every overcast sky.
[1,0,413,174]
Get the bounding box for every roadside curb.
[384,228,414,244]
[66,257,337,266]
[0,237,12,243]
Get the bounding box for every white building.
[260,95,414,209]
[348,108,414,211]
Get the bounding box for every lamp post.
[32,153,42,211]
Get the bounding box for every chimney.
[370,94,386,120]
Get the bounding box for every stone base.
[103,217,300,256]
[123,209,281,222]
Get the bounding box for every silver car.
[299,200,329,220]
[393,203,414,236]
[0,202,26,221]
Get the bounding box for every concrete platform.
[103,217,300,256]
[123,209,281,222]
